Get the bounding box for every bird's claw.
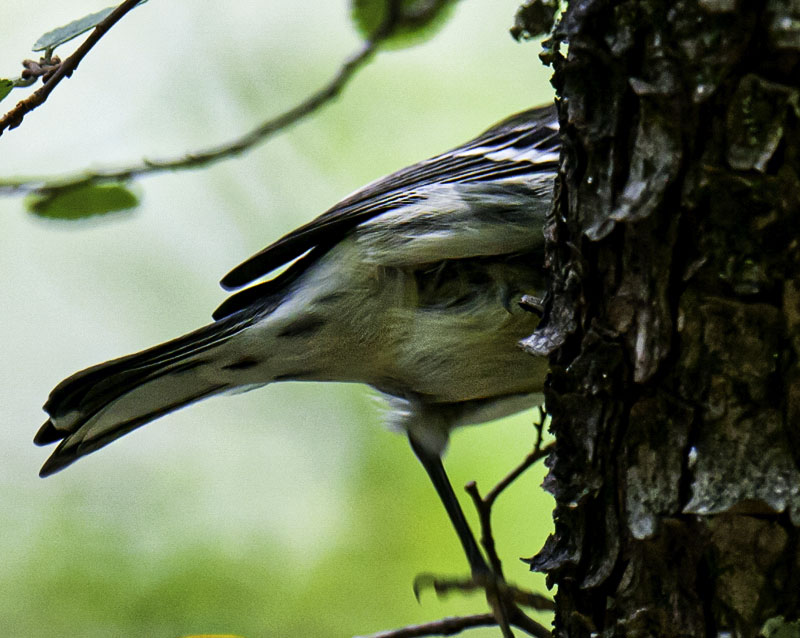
[519,294,545,317]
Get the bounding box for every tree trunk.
[524,0,800,635]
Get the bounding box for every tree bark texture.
[524,1,800,636]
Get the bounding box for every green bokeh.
[0,1,555,636]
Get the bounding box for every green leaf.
[32,0,148,52]
[0,79,13,103]
[27,183,139,220]
[351,0,459,49]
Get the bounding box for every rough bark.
[523,0,800,636]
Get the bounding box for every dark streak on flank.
[273,371,319,382]
[277,316,326,339]
[222,358,261,371]
[315,291,348,305]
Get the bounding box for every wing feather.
[219,104,559,291]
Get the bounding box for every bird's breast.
[277,244,547,403]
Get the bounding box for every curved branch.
[355,611,551,638]
[465,412,553,579]
[0,0,145,136]
[355,613,497,638]
[0,7,400,197]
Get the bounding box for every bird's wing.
[219,104,559,291]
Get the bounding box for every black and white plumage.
[35,104,559,577]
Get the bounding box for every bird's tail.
[35,312,257,477]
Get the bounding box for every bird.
[35,103,559,582]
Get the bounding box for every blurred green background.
[0,1,555,636]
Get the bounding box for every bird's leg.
[408,435,490,578]
[408,436,518,637]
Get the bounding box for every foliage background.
[0,1,554,636]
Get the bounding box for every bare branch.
[0,0,145,136]
[484,423,552,508]
[413,574,554,613]
[354,610,550,638]
[508,610,551,638]
[354,613,497,638]
[0,6,401,197]
[465,411,553,579]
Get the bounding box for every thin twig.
[486,436,553,508]
[465,480,504,578]
[413,575,554,613]
[507,609,552,638]
[354,613,497,638]
[465,412,553,579]
[493,592,516,638]
[0,4,400,196]
[354,611,550,638]
[0,0,145,136]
